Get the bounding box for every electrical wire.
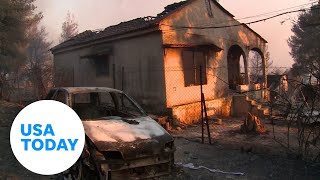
[235,1,318,21]
[159,7,320,30]
[194,1,318,28]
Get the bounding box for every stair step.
[258,107,270,118]
[232,94,270,118]
[254,104,262,109]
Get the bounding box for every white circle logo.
[10,100,85,175]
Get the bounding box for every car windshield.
[71,91,147,120]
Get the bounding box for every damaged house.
[51,0,268,124]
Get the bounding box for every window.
[73,92,114,107]
[74,93,90,103]
[93,55,109,77]
[72,92,115,119]
[99,92,115,108]
[182,50,208,86]
[113,92,145,117]
[71,91,146,119]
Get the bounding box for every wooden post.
[202,93,212,144]
[200,66,204,144]
[200,65,212,144]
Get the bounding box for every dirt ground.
[170,117,303,156]
[0,101,49,179]
[1,101,320,180]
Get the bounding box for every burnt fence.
[112,65,230,144]
[268,78,320,161]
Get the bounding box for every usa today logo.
[10,100,85,175]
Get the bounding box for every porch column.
[262,49,269,102]
[244,51,250,85]
[262,50,267,88]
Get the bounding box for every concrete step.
[258,107,270,118]
[246,99,257,106]
[233,95,270,118]
[250,100,269,118]
[253,103,262,109]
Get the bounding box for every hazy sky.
[35,0,318,67]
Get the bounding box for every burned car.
[46,87,175,179]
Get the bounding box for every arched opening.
[248,48,265,84]
[227,45,247,90]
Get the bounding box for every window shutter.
[182,51,195,86]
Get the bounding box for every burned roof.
[51,17,159,52]
[51,0,235,52]
[157,1,190,17]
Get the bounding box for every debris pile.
[241,112,266,134]
[150,115,171,130]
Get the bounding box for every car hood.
[82,116,173,158]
